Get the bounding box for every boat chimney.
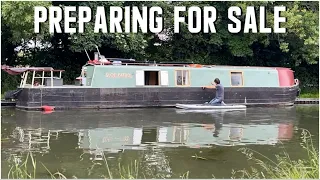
[94,52,99,61]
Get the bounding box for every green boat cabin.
[81,63,295,88]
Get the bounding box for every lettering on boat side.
[106,73,133,78]
[103,136,130,143]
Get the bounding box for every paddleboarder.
[202,78,225,105]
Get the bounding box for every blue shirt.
[215,84,224,100]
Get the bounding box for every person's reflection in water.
[212,111,224,137]
[202,111,224,137]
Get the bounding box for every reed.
[5,129,318,179]
[7,152,66,179]
[117,160,140,179]
[231,129,319,179]
[7,152,36,179]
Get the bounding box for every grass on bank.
[7,153,66,179]
[231,129,318,179]
[299,88,319,98]
[5,129,319,179]
[299,92,319,98]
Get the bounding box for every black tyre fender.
[296,88,301,97]
[4,89,22,100]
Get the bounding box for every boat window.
[231,72,243,86]
[176,70,190,86]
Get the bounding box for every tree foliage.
[280,1,319,65]
[1,1,51,44]
[1,1,319,93]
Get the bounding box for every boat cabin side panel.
[91,66,143,88]
[231,69,279,87]
[87,65,284,88]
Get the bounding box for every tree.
[1,1,318,91]
[280,1,319,65]
[1,1,52,65]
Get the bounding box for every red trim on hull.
[276,68,295,87]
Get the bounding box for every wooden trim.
[174,69,191,87]
[31,70,36,88]
[50,70,53,87]
[230,71,244,87]
[22,71,29,88]
[20,72,26,87]
[41,71,45,85]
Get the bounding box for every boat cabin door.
[135,70,169,86]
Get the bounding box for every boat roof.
[1,65,65,75]
[84,58,292,70]
[85,62,292,71]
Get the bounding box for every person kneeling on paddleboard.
[202,78,225,105]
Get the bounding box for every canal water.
[1,105,319,179]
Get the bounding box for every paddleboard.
[175,109,245,114]
[175,103,247,110]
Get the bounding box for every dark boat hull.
[15,86,299,110]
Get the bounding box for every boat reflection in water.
[5,107,296,161]
[78,122,294,155]
[76,109,296,158]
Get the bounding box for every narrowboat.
[2,49,300,110]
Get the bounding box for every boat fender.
[41,105,55,112]
[4,89,22,100]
